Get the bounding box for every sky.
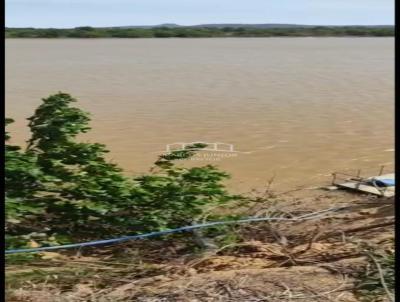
[5,0,394,28]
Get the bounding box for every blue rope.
[5,206,347,254]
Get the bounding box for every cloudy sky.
[6,0,394,28]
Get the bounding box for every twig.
[276,185,307,196]
[280,282,293,300]
[304,225,321,253]
[284,275,350,300]
[264,221,288,246]
[215,242,284,257]
[264,173,276,196]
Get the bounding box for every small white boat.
[330,171,395,197]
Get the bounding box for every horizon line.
[5,23,395,30]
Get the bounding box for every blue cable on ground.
[5,205,349,254]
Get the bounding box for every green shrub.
[5,93,239,248]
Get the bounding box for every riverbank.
[5,188,394,302]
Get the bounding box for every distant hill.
[117,23,181,29]
[189,23,314,28]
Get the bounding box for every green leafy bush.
[5,93,239,248]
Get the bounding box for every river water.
[5,38,394,192]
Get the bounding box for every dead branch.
[316,220,394,242]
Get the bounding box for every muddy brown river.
[5,38,394,192]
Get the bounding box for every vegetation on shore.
[5,93,241,249]
[5,26,394,38]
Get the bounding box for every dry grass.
[5,191,394,302]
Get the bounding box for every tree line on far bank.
[5,26,394,38]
